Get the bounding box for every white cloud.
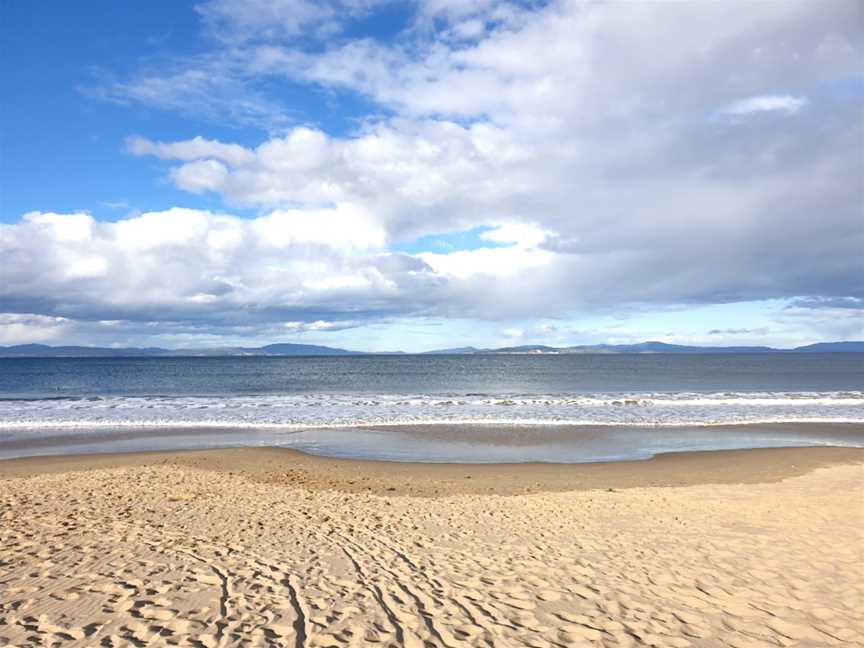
[417,244,554,279]
[129,121,536,242]
[87,54,293,129]
[171,160,230,194]
[501,327,524,339]
[498,322,564,346]
[773,303,864,340]
[195,0,390,43]
[14,0,864,344]
[127,135,254,166]
[481,223,547,248]
[722,94,808,116]
[252,204,387,249]
[281,1,858,125]
[65,256,109,280]
[24,212,95,243]
[112,208,212,250]
[282,319,355,332]
[0,314,72,345]
[198,0,337,41]
[0,208,425,326]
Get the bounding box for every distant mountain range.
[0,341,862,357]
[0,343,359,358]
[424,341,864,355]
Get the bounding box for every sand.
[1,446,862,647]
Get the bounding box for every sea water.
[1,354,861,461]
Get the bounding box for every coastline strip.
[2,444,862,496]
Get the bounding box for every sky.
[1,0,862,352]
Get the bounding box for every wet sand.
[2,421,862,465]
[1,445,863,646]
[1,444,862,496]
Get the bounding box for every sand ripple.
[1,460,862,647]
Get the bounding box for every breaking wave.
[1,391,861,430]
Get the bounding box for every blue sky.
[1,0,862,351]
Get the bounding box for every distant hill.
[258,343,355,356]
[790,341,864,353]
[0,342,360,357]
[0,344,166,357]
[0,340,861,358]
[559,341,779,354]
[421,347,482,355]
[444,340,864,355]
[483,345,560,354]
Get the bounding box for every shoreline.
[2,443,862,496]
[1,420,861,467]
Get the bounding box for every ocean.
[1,354,862,461]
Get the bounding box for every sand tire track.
[336,531,457,648]
[338,542,406,645]
[282,573,308,648]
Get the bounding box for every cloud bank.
[3,0,862,346]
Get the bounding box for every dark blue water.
[0,354,861,461]
[1,353,861,398]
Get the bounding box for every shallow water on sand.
[1,422,862,463]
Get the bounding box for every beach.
[1,446,862,647]
[4,1,863,646]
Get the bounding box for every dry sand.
[1,446,862,647]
